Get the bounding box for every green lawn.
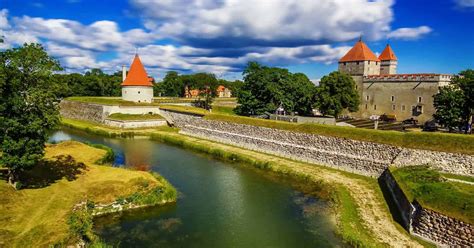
[0,141,176,247]
[441,173,474,183]
[107,113,164,121]
[391,166,474,224]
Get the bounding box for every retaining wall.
[164,110,473,177]
[381,169,473,247]
[103,119,167,129]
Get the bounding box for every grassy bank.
[156,104,474,155]
[391,166,474,224]
[0,141,176,247]
[107,113,164,121]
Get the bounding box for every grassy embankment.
[107,113,164,121]
[0,141,176,247]
[159,105,474,155]
[60,118,428,247]
[391,166,474,224]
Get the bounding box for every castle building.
[121,54,154,103]
[338,40,451,123]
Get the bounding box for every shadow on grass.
[377,174,407,230]
[19,155,87,189]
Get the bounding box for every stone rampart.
[60,100,105,123]
[381,169,473,247]
[164,110,473,177]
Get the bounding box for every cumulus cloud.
[132,0,395,48]
[387,26,432,40]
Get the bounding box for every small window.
[365,104,368,110]
[392,104,396,110]
[366,95,369,101]
[368,61,371,65]
[138,91,141,94]
[418,96,422,103]
[391,96,395,102]
[356,62,360,65]
[376,61,378,65]
[374,105,377,110]
[401,105,406,111]
[343,62,347,65]
[138,100,141,103]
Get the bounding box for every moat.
[50,128,342,247]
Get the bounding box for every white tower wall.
[122,86,153,103]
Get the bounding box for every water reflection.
[50,128,342,247]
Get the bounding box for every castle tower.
[121,54,154,103]
[338,39,380,76]
[378,44,398,75]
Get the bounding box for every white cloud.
[387,26,432,40]
[132,0,395,46]
[0,9,10,29]
[455,0,474,8]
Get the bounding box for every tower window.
[392,104,396,110]
[138,91,141,94]
[366,95,369,101]
[391,96,395,102]
[356,62,360,65]
[343,62,346,65]
[374,105,377,110]
[418,96,422,103]
[401,105,406,111]
[365,104,368,110]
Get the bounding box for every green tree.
[434,69,474,133]
[315,71,360,117]
[0,43,61,187]
[235,62,317,116]
[433,85,465,131]
[160,71,184,97]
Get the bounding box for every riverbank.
[60,118,430,247]
[0,141,177,247]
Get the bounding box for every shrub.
[67,208,95,242]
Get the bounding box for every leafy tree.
[315,71,360,117]
[192,73,218,110]
[434,69,474,133]
[160,71,184,97]
[433,86,465,131]
[0,43,61,187]
[235,62,317,116]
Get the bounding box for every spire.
[339,39,379,62]
[121,54,153,87]
[378,44,397,61]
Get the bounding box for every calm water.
[50,128,342,247]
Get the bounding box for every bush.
[67,208,95,242]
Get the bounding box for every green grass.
[159,105,210,116]
[204,114,474,155]
[0,141,176,247]
[107,113,164,121]
[391,166,474,224]
[66,97,161,106]
[441,173,474,183]
[212,105,236,115]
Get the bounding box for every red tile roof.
[122,54,153,87]
[339,40,379,62]
[378,44,397,61]
[217,85,226,92]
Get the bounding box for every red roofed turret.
[122,54,153,87]
[339,40,380,62]
[378,44,397,61]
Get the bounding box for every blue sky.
[1,0,473,80]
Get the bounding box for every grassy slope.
[107,113,164,121]
[58,120,425,247]
[391,166,474,224]
[157,104,474,155]
[0,141,172,247]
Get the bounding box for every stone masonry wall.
[412,202,473,247]
[60,100,105,123]
[164,110,473,177]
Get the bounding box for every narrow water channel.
[50,128,342,247]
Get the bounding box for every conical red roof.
[378,44,397,61]
[122,54,153,87]
[339,40,379,62]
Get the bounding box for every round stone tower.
[121,54,154,103]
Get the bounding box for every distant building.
[184,85,232,98]
[121,54,154,103]
[217,85,232,98]
[338,39,451,123]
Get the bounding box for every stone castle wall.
[164,110,473,177]
[59,100,105,123]
[381,169,473,247]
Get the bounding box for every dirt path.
[171,133,423,247]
